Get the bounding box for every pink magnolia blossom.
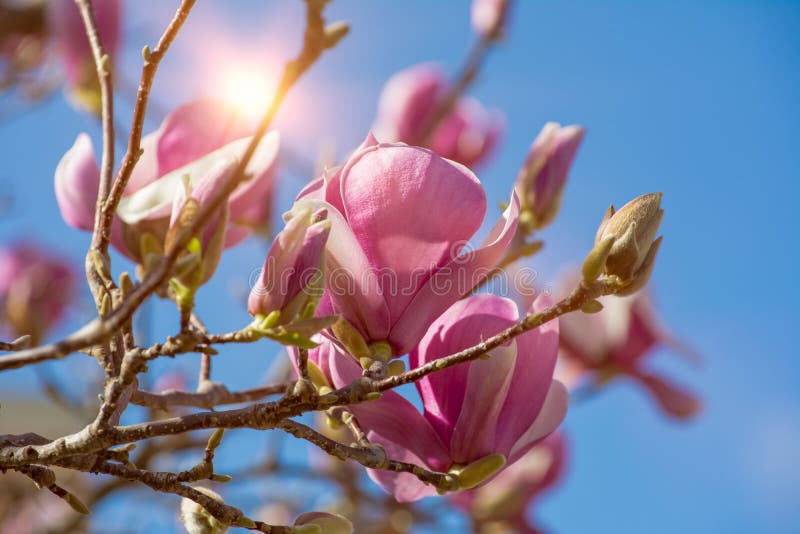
[47,0,121,114]
[295,133,519,357]
[558,276,700,419]
[55,100,280,266]
[0,243,74,345]
[515,122,585,231]
[471,0,510,39]
[248,207,330,321]
[374,64,503,169]
[308,293,567,502]
[453,432,567,534]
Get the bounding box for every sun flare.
[218,65,277,117]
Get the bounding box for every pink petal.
[227,131,281,230]
[324,343,451,490]
[391,191,519,355]
[357,394,450,501]
[449,341,517,464]
[339,144,486,350]
[410,294,519,451]
[494,294,560,457]
[156,100,251,177]
[293,198,391,343]
[633,371,701,420]
[127,100,250,193]
[507,380,569,464]
[54,133,100,231]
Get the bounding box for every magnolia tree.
[0,1,700,533]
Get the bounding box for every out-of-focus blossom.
[0,243,74,345]
[373,64,503,169]
[48,0,121,115]
[471,0,510,40]
[55,100,280,275]
[309,293,567,502]
[248,207,330,323]
[293,512,354,534]
[585,192,663,295]
[453,432,567,534]
[558,274,700,419]
[295,133,519,359]
[515,122,585,232]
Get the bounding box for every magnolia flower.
[309,293,566,502]
[453,432,567,534]
[295,133,519,358]
[0,243,74,345]
[558,275,700,419]
[373,64,503,169]
[55,100,280,272]
[515,122,585,232]
[48,0,121,115]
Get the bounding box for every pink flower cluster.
[55,101,279,284]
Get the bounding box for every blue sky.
[1,1,799,533]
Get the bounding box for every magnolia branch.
[100,0,196,253]
[277,419,459,492]
[131,382,290,411]
[0,277,617,471]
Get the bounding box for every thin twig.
[277,419,458,492]
[131,382,290,410]
[0,0,336,374]
[99,0,197,253]
[414,37,493,146]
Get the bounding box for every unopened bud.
[514,123,584,232]
[452,453,506,490]
[594,193,664,291]
[368,340,393,362]
[294,512,354,534]
[248,208,330,324]
[64,492,91,515]
[323,21,350,49]
[581,299,604,314]
[179,487,228,534]
[387,359,406,377]
[331,318,371,360]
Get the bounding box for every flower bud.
[166,168,231,291]
[179,487,228,534]
[293,512,353,534]
[471,0,510,40]
[515,122,584,232]
[594,193,664,291]
[248,207,330,324]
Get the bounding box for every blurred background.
[1,1,798,533]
